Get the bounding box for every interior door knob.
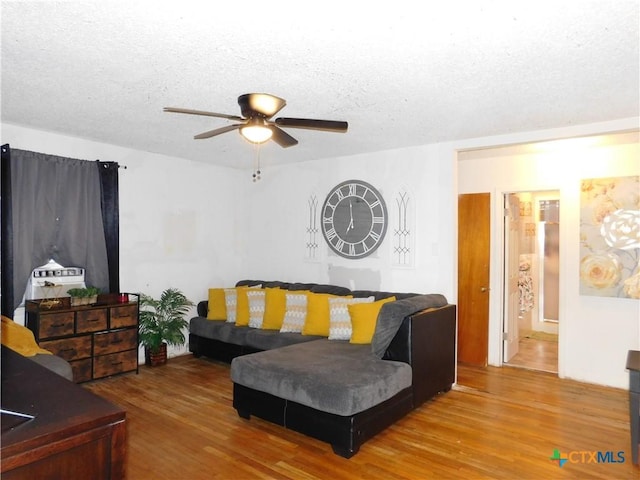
[480,287,488,292]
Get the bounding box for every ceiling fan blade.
[269,125,299,148]
[194,124,241,139]
[164,107,244,122]
[274,117,348,132]
[238,93,287,118]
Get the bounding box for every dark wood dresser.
[25,294,139,382]
[1,346,126,479]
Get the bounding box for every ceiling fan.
[164,93,348,148]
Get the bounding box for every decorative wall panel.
[579,175,639,298]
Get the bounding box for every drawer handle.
[51,323,66,328]
[111,361,123,366]
[111,339,123,344]
[87,317,101,322]
[61,348,75,353]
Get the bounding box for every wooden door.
[457,193,491,366]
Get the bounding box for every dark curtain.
[0,146,120,315]
[1,144,15,316]
[97,161,120,294]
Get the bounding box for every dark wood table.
[627,350,640,465]
[1,346,126,479]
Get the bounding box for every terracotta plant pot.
[145,343,167,366]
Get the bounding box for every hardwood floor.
[84,355,638,479]
[506,336,558,373]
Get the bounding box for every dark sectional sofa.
[189,280,457,458]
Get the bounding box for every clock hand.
[346,201,354,234]
[346,218,354,234]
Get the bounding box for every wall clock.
[321,180,388,259]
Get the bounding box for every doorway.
[503,191,559,373]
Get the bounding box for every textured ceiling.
[1,1,639,169]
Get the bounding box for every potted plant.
[138,288,194,366]
[67,286,101,306]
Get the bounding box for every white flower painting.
[580,176,640,298]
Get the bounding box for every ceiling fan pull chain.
[252,144,262,182]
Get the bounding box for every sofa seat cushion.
[189,317,250,345]
[230,339,412,416]
[244,329,323,351]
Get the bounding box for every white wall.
[458,131,640,388]
[241,144,456,300]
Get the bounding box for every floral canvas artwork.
[579,175,640,298]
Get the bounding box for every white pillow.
[247,289,266,328]
[328,296,375,340]
[280,292,308,333]
[224,288,238,323]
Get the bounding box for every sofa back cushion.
[351,290,418,301]
[309,284,352,296]
[371,294,449,358]
[236,280,266,288]
[236,280,352,297]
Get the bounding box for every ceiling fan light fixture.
[247,93,285,117]
[240,123,273,144]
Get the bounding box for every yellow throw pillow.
[328,296,375,340]
[349,296,396,344]
[262,288,286,330]
[206,288,227,320]
[235,287,260,327]
[302,292,346,336]
[1,315,52,357]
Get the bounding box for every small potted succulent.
[67,286,101,306]
[138,288,194,366]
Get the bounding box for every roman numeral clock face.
[321,180,388,259]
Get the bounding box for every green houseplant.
[67,286,101,306]
[138,288,194,366]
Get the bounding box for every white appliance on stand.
[13,259,86,326]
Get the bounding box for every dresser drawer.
[70,358,93,383]
[110,305,137,329]
[93,349,137,379]
[94,329,137,355]
[40,335,92,361]
[76,308,107,333]
[38,312,75,339]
